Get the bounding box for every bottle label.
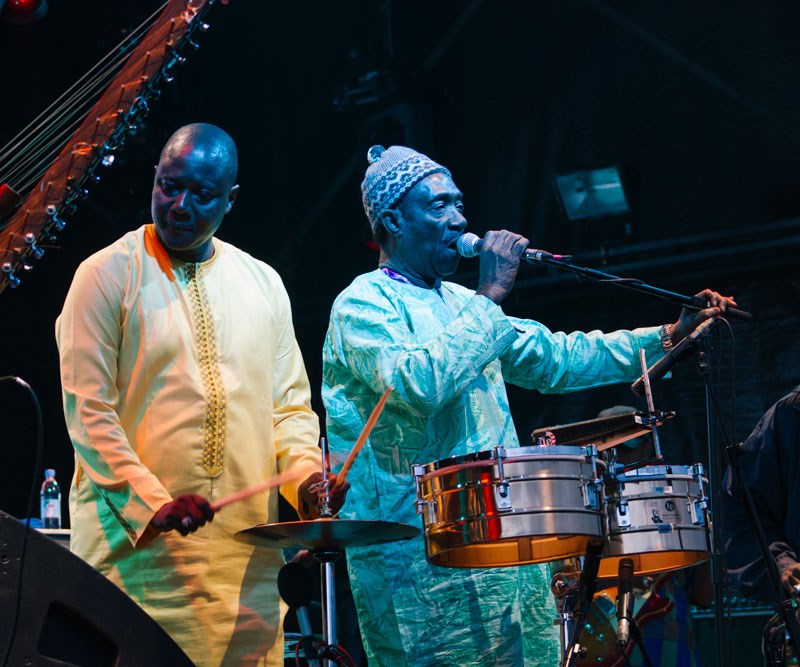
[41,498,61,529]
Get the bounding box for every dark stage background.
[0,0,798,662]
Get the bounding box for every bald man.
[56,123,342,666]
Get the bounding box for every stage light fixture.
[0,0,48,25]
[553,166,630,221]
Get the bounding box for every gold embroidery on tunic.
[186,263,227,477]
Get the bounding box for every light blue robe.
[322,270,663,666]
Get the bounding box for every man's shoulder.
[215,238,283,284]
[79,226,147,271]
[441,279,475,299]
[333,270,385,298]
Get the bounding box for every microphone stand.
[525,255,752,667]
[629,620,654,667]
[523,255,753,321]
[711,365,800,663]
[698,346,800,666]
[696,347,730,667]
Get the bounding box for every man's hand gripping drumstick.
[150,388,390,535]
[299,386,392,519]
[150,469,307,536]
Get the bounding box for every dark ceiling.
[1,0,799,519]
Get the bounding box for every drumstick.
[333,386,392,490]
[210,469,305,512]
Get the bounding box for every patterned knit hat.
[361,145,450,232]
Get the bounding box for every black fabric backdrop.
[0,0,798,528]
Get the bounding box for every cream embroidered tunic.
[56,225,321,666]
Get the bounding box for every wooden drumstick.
[333,386,392,490]
[210,469,305,512]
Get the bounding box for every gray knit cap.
[361,145,450,232]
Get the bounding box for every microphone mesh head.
[456,233,481,258]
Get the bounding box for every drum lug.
[615,498,631,527]
[690,498,708,526]
[492,446,511,507]
[495,482,512,509]
[412,464,427,516]
[581,446,602,510]
[690,462,708,525]
[582,479,602,510]
[493,446,507,481]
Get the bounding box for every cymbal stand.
[313,437,341,667]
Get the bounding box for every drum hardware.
[413,445,608,567]
[493,445,511,506]
[637,348,665,462]
[582,444,604,511]
[598,463,711,579]
[412,464,435,523]
[559,539,606,667]
[614,498,630,528]
[530,406,674,453]
[689,463,709,526]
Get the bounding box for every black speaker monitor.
[0,510,194,666]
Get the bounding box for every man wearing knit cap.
[322,145,734,666]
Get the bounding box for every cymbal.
[236,518,420,549]
[530,409,675,452]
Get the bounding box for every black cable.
[0,376,44,667]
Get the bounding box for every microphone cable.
[0,376,44,667]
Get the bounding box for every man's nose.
[450,209,467,231]
[173,190,190,211]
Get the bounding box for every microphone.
[277,562,320,667]
[616,557,635,647]
[631,317,717,397]
[456,232,571,262]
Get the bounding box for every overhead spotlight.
[0,0,48,25]
[553,166,630,221]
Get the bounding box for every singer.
[321,144,736,667]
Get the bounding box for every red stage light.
[0,0,48,24]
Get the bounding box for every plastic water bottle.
[40,468,61,529]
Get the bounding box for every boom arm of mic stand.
[524,255,753,321]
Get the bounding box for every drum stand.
[557,358,668,667]
[556,546,656,667]
[558,539,604,667]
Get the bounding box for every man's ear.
[381,209,402,237]
[225,184,240,214]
